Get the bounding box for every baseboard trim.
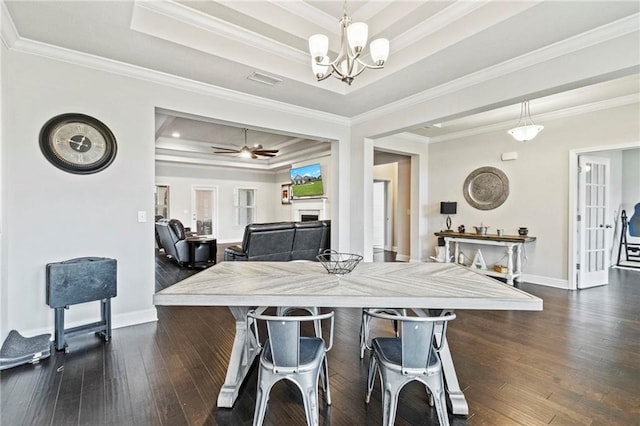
[112,308,158,329]
[521,273,569,289]
[18,308,158,340]
[396,254,410,262]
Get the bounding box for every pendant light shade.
[508,101,544,142]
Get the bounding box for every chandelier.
[308,3,389,85]
[508,101,544,142]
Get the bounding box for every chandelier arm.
[348,63,369,79]
[330,62,346,79]
[354,57,384,70]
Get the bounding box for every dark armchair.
[155,219,211,267]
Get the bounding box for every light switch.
[137,211,147,223]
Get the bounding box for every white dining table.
[153,261,542,415]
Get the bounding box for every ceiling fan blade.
[213,151,237,154]
[252,149,279,154]
[255,152,276,158]
[211,146,240,152]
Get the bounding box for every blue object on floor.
[0,330,51,370]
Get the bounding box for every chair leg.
[253,375,271,426]
[359,310,370,359]
[426,377,450,426]
[365,354,378,403]
[381,380,400,426]
[322,356,332,405]
[301,383,320,426]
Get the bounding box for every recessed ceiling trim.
[132,1,309,64]
[391,0,490,52]
[428,93,640,144]
[269,1,341,34]
[353,13,640,125]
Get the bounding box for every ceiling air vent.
[247,72,282,87]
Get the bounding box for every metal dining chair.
[277,306,322,337]
[247,310,335,426]
[364,310,457,426]
[359,308,406,358]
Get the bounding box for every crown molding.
[428,93,640,144]
[0,1,18,49]
[7,34,349,128]
[353,13,640,126]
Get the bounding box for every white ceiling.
[4,1,639,169]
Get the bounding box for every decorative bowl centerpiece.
[317,250,363,275]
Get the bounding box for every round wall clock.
[39,113,117,174]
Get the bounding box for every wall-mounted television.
[290,163,324,197]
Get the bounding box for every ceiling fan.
[212,128,279,159]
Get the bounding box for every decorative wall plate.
[463,166,509,210]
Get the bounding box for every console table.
[434,232,536,284]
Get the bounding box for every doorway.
[373,180,391,251]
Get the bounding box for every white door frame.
[568,141,640,290]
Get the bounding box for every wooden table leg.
[413,309,469,416]
[437,332,469,415]
[217,306,261,408]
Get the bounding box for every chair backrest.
[364,311,456,373]
[242,222,296,261]
[155,219,179,258]
[248,311,335,373]
[168,219,187,240]
[291,221,330,260]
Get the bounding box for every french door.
[191,186,217,236]
[577,156,611,288]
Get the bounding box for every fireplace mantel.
[291,197,328,221]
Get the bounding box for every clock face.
[40,113,117,174]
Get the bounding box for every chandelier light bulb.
[347,22,368,53]
[308,34,329,61]
[312,57,330,79]
[369,38,389,65]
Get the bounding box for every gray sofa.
[224,220,330,261]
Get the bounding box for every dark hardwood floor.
[2,250,638,425]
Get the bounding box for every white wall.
[1,48,349,340]
[428,103,640,287]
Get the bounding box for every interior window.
[234,188,255,227]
